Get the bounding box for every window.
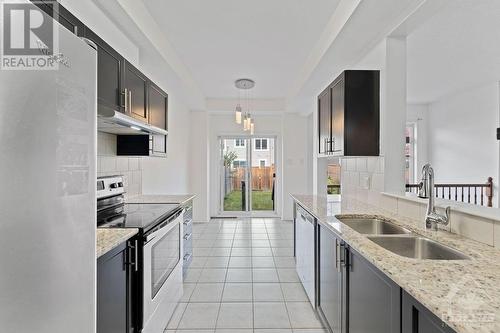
[233,160,247,168]
[254,138,268,151]
[235,139,245,147]
[259,159,266,168]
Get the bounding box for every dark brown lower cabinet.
[97,241,132,333]
[348,248,400,333]
[402,291,456,333]
[317,227,400,333]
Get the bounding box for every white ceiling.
[407,0,500,104]
[143,0,341,99]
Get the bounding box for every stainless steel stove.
[97,175,184,333]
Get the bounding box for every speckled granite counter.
[127,194,195,205]
[292,194,500,333]
[96,228,138,258]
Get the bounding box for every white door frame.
[217,135,278,217]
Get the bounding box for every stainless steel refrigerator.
[0,3,97,332]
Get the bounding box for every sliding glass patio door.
[219,136,276,215]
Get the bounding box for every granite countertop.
[291,194,500,333]
[96,228,138,258]
[127,194,195,205]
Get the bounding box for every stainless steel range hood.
[97,107,168,136]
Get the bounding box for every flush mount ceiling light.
[234,79,256,134]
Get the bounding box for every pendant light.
[235,104,242,124]
[234,79,256,133]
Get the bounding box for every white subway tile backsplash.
[116,158,129,172]
[101,157,116,173]
[97,132,142,197]
[129,158,140,171]
[371,173,384,192]
[356,158,367,172]
[366,157,380,173]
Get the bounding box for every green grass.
[224,190,274,211]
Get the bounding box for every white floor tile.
[277,269,300,283]
[253,283,284,301]
[190,283,224,302]
[180,283,196,302]
[216,302,253,328]
[228,256,252,268]
[177,303,220,329]
[204,256,230,268]
[226,268,253,282]
[222,283,253,302]
[252,257,276,268]
[198,268,227,283]
[254,302,291,328]
[231,248,252,256]
[165,302,187,329]
[281,283,308,302]
[286,302,323,329]
[274,257,296,268]
[253,268,279,282]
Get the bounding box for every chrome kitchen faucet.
[418,164,451,231]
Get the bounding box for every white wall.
[407,104,429,175]
[282,114,310,220]
[141,95,191,194]
[190,111,210,222]
[423,83,499,204]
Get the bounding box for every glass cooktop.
[97,203,181,230]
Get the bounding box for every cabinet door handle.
[335,241,340,272]
[128,90,132,114]
[123,88,128,111]
[126,239,139,272]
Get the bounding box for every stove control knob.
[110,183,118,189]
[118,182,124,188]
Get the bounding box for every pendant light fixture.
[234,78,255,133]
[235,104,242,124]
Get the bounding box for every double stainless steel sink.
[337,217,469,260]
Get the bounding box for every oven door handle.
[145,209,183,243]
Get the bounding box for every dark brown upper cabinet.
[148,82,168,156]
[124,61,148,123]
[318,70,380,156]
[116,81,168,157]
[148,82,168,130]
[84,29,125,115]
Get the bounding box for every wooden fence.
[227,166,275,192]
